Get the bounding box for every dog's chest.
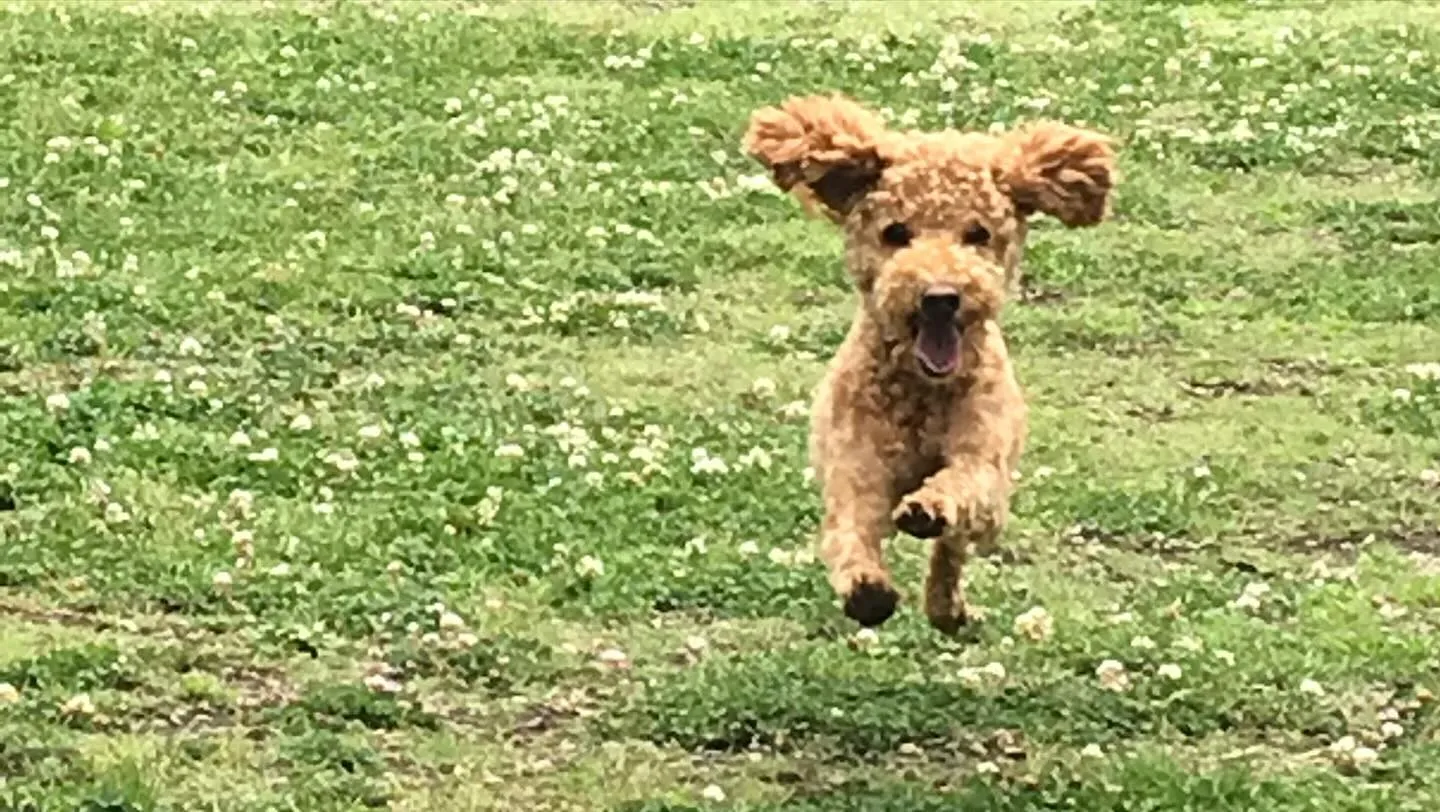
[876,382,958,472]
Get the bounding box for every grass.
[1,0,1439,808]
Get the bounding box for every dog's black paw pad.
[844,581,899,628]
[895,503,947,539]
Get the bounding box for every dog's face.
[744,95,1116,381]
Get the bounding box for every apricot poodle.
[743,94,1116,632]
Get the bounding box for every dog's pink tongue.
[915,322,960,375]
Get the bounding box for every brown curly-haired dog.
[743,94,1116,632]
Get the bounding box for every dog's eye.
[880,222,913,247]
[961,224,991,246]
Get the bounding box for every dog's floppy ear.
[996,122,1116,227]
[743,94,888,222]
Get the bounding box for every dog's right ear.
[743,94,888,223]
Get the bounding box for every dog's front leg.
[893,458,1008,633]
[817,460,901,628]
[892,379,1025,634]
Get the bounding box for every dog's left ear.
[996,122,1116,227]
[743,94,888,222]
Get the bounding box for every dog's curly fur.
[743,94,1117,632]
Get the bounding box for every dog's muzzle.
[913,286,962,378]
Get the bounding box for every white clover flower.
[1096,659,1130,692]
[228,489,255,517]
[1157,663,1183,680]
[68,447,92,465]
[212,570,233,590]
[364,673,403,694]
[495,443,525,458]
[690,449,729,475]
[230,529,253,551]
[45,392,71,412]
[0,682,18,705]
[1404,362,1440,381]
[1351,747,1380,768]
[1299,678,1325,696]
[1235,581,1270,611]
[957,662,1006,686]
[737,447,773,471]
[851,628,879,649]
[575,555,605,578]
[737,540,759,558]
[780,400,809,420]
[61,693,96,716]
[438,611,465,631]
[1013,606,1053,642]
[596,648,629,667]
[290,414,313,431]
[103,502,131,524]
[358,424,384,440]
[1175,635,1204,653]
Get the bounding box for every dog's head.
[744,94,1115,381]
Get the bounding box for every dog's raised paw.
[895,500,948,539]
[843,580,900,627]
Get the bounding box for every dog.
[743,93,1116,631]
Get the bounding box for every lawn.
[1,0,1439,809]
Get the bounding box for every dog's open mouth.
[914,318,960,377]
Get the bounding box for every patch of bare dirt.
[1180,374,1317,398]
[1286,527,1440,556]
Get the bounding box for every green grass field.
[2,0,1440,808]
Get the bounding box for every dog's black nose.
[919,288,961,320]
